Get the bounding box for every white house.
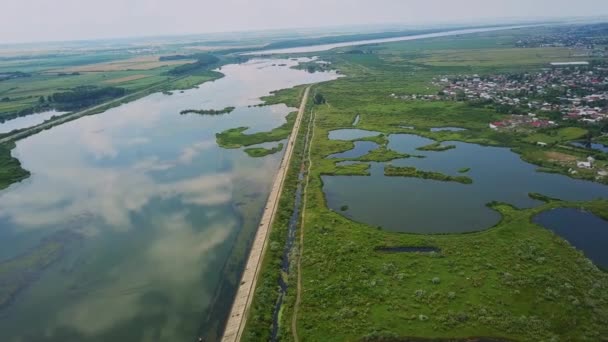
[577,161,592,169]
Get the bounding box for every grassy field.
[0,51,229,121]
[240,26,608,341]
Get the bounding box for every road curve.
[221,87,310,342]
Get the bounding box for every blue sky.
[2,0,608,43]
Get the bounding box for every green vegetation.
[358,146,410,162]
[216,111,297,148]
[385,165,473,184]
[417,142,456,152]
[165,53,220,76]
[50,86,126,111]
[180,106,235,115]
[258,26,608,342]
[260,85,307,108]
[244,143,284,157]
[0,142,29,191]
[523,127,589,145]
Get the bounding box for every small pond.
[329,141,378,159]
[430,127,467,132]
[328,129,381,141]
[376,246,440,253]
[533,208,608,269]
[323,134,608,233]
[570,141,608,153]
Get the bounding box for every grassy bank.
[0,142,29,191]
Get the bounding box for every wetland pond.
[533,208,608,269]
[570,141,608,153]
[323,132,608,234]
[0,58,337,341]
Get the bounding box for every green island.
[179,106,235,115]
[244,143,284,157]
[242,24,608,342]
[216,111,297,148]
[385,165,474,184]
[358,146,410,162]
[417,142,456,152]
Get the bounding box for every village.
[392,62,608,128]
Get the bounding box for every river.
[245,25,533,55]
[0,58,337,341]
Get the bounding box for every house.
[577,161,593,169]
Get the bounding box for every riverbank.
[221,87,310,342]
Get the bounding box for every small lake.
[246,25,531,55]
[329,141,378,159]
[0,58,337,341]
[323,134,608,233]
[570,141,608,153]
[534,208,608,269]
[0,110,67,134]
[328,128,381,141]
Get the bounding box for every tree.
[314,93,326,105]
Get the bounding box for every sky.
[2,0,608,44]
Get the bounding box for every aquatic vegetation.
[179,106,235,115]
[416,142,456,152]
[0,230,80,309]
[244,143,284,157]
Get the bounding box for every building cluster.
[391,63,608,125]
[514,23,608,55]
[489,114,555,131]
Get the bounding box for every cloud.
[54,217,234,337]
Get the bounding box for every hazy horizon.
[2,0,608,44]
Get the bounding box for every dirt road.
[221,87,310,342]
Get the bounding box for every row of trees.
[166,54,220,76]
[50,86,126,110]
